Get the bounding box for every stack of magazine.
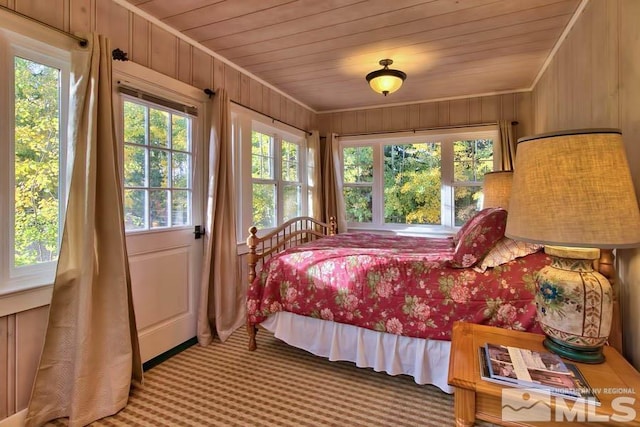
[479,343,600,405]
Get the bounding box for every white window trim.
[0,15,75,314]
[232,103,308,243]
[339,126,500,235]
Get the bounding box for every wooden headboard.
[246,216,336,350]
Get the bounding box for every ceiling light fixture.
[366,59,407,96]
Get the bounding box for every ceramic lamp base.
[535,246,613,365]
[543,336,605,364]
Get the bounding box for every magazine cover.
[480,345,600,405]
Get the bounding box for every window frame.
[0,29,71,298]
[232,104,308,242]
[339,126,501,235]
[119,94,196,233]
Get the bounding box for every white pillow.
[474,237,543,272]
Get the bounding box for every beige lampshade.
[505,129,640,248]
[482,171,513,209]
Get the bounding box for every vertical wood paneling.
[262,86,271,115]
[469,98,482,123]
[224,65,240,102]
[499,94,516,123]
[437,101,450,126]
[177,39,191,85]
[95,0,129,55]
[365,109,382,133]
[6,315,15,416]
[285,99,296,126]
[408,105,420,129]
[480,96,499,123]
[150,25,177,79]
[516,92,533,140]
[419,103,438,128]
[69,0,92,35]
[15,0,65,29]
[389,105,408,130]
[269,92,280,120]
[15,307,47,410]
[249,79,263,112]
[213,58,225,91]
[0,0,8,7]
[341,111,358,134]
[0,316,8,419]
[449,99,469,125]
[130,13,149,67]
[192,48,212,91]
[240,74,250,106]
[591,0,619,127]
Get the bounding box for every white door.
[114,63,205,362]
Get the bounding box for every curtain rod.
[204,88,311,136]
[336,121,519,138]
[0,5,87,47]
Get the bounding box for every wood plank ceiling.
[125,0,582,112]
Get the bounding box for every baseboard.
[0,409,27,427]
[142,336,197,371]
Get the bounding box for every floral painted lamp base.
[535,246,613,364]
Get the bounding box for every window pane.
[344,187,373,223]
[283,184,301,222]
[454,185,482,226]
[384,142,441,225]
[252,131,273,179]
[172,190,190,226]
[124,189,146,230]
[343,146,373,183]
[149,148,169,187]
[149,108,169,147]
[13,57,61,267]
[124,145,147,187]
[123,101,146,145]
[253,183,276,228]
[171,115,188,151]
[454,139,493,182]
[150,190,169,228]
[281,141,299,182]
[172,152,190,188]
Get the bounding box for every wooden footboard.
[246,216,336,351]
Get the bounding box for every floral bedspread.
[247,233,549,340]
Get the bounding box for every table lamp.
[505,129,640,363]
[482,171,513,209]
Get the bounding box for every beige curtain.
[322,133,347,233]
[197,88,244,345]
[498,120,517,171]
[307,130,323,221]
[25,34,142,427]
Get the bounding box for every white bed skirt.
[261,312,453,394]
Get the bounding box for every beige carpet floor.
[47,328,494,426]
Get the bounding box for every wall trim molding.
[0,408,27,427]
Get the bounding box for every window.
[1,33,70,294]
[233,106,308,238]
[250,130,304,228]
[340,127,499,232]
[121,97,193,231]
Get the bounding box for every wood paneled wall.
[3,0,316,132]
[318,92,534,140]
[532,0,640,369]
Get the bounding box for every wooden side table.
[448,321,640,426]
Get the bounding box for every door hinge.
[194,225,205,239]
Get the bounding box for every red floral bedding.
[247,232,549,340]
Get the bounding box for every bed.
[245,210,550,393]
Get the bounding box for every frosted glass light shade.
[505,129,640,248]
[366,59,406,96]
[482,171,513,209]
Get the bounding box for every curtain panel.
[197,88,245,345]
[25,34,142,427]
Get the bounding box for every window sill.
[0,284,53,317]
[346,224,457,239]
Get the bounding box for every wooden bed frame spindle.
[246,216,336,351]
